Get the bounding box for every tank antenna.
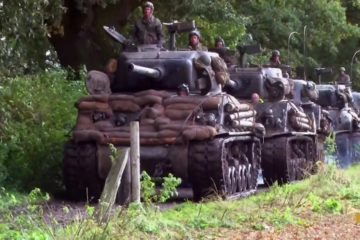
[350,49,360,81]
[303,25,307,81]
[287,31,299,65]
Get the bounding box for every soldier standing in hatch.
[214,37,226,49]
[132,1,164,46]
[188,30,208,51]
[335,67,351,87]
[269,50,281,66]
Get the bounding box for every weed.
[324,198,342,213]
[140,171,181,205]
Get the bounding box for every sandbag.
[158,129,180,138]
[76,101,110,111]
[104,132,131,139]
[164,96,221,110]
[72,130,105,143]
[109,100,140,112]
[182,126,217,140]
[165,109,194,120]
[135,95,163,106]
[166,103,198,111]
[143,104,164,119]
[109,94,136,102]
[78,94,109,103]
[75,113,95,130]
[140,131,158,138]
[140,118,155,125]
[158,123,187,131]
[134,89,172,98]
[94,121,113,130]
[154,117,171,126]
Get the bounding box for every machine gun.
[237,44,262,68]
[163,20,196,50]
[103,26,137,51]
[314,67,332,84]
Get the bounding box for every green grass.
[0,163,359,239]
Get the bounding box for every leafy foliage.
[0,0,63,76]
[0,71,85,192]
[140,171,181,205]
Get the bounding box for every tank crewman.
[177,83,190,96]
[335,67,351,87]
[132,1,164,46]
[214,37,225,49]
[188,30,208,51]
[269,50,281,66]
[251,93,264,105]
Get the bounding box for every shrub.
[0,71,85,193]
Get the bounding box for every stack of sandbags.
[72,90,221,144]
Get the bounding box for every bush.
[0,71,85,193]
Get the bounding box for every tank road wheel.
[262,136,316,185]
[63,141,103,202]
[189,138,260,201]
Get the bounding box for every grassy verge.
[0,163,359,239]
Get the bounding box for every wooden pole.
[96,147,129,223]
[130,121,141,203]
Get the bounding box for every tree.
[236,0,360,82]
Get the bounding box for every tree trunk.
[48,0,142,73]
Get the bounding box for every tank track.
[262,136,316,185]
[189,137,261,201]
[63,141,103,202]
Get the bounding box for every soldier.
[214,37,225,49]
[132,1,164,46]
[251,93,264,105]
[188,30,208,51]
[269,50,281,66]
[335,67,351,87]
[177,83,190,96]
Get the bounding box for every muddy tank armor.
[63,49,265,202]
[226,67,318,184]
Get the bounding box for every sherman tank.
[225,66,318,184]
[291,79,332,162]
[315,84,360,167]
[62,42,265,202]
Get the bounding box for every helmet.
[189,29,201,39]
[177,83,189,95]
[340,67,346,72]
[197,53,211,66]
[272,50,280,57]
[142,1,154,10]
[215,37,225,46]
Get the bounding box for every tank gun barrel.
[128,63,162,79]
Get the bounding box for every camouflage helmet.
[189,29,201,39]
[142,1,154,10]
[272,50,280,57]
[340,67,346,72]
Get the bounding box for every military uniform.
[133,16,164,45]
[337,72,351,87]
[188,43,208,51]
